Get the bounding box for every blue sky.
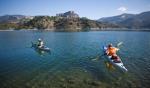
[0,0,150,19]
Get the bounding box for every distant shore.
[0,28,150,32]
[0,29,14,31]
[99,28,150,31]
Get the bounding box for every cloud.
[117,6,127,12]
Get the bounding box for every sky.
[0,0,150,19]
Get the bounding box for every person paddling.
[37,38,44,48]
[106,44,121,62]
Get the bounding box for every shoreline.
[0,28,150,32]
[0,29,14,31]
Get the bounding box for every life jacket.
[37,41,44,47]
[107,47,118,56]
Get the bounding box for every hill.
[0,11,120,31]
[98,11,150,29]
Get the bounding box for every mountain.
[120,11,150,28]
[98,13,135,24]
[0,15,26,23]
[98,11,150,29]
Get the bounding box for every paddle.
[92,42,123,61]
[91,54,105,61]
[25,41,35,48]
[116,42,123,48]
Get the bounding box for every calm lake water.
[0,30,150,88]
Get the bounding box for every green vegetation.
[0,23,19,30]
[0,16,120,31]
[25,16,55,29]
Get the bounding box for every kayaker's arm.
[105,49,110,55]
[116,48,119,51]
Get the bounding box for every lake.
[0,30,150,88]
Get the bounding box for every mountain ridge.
[98,11,150,29]
[0,11,150,31]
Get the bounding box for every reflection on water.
[32,46,51,56]
[104,61,115,71]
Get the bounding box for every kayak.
[31,42,50,52]
[103,46,128,72]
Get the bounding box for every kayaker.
[106,44,121,62]
[106,44,119,56]
[37,38,44,48]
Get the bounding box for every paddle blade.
[117,42,123,47]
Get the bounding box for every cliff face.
[26,16,55,29]
[55,18,80,31]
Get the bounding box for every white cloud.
[117,6,127,12]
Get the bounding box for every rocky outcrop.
[56,11,79,18]
[26,16,55,29]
